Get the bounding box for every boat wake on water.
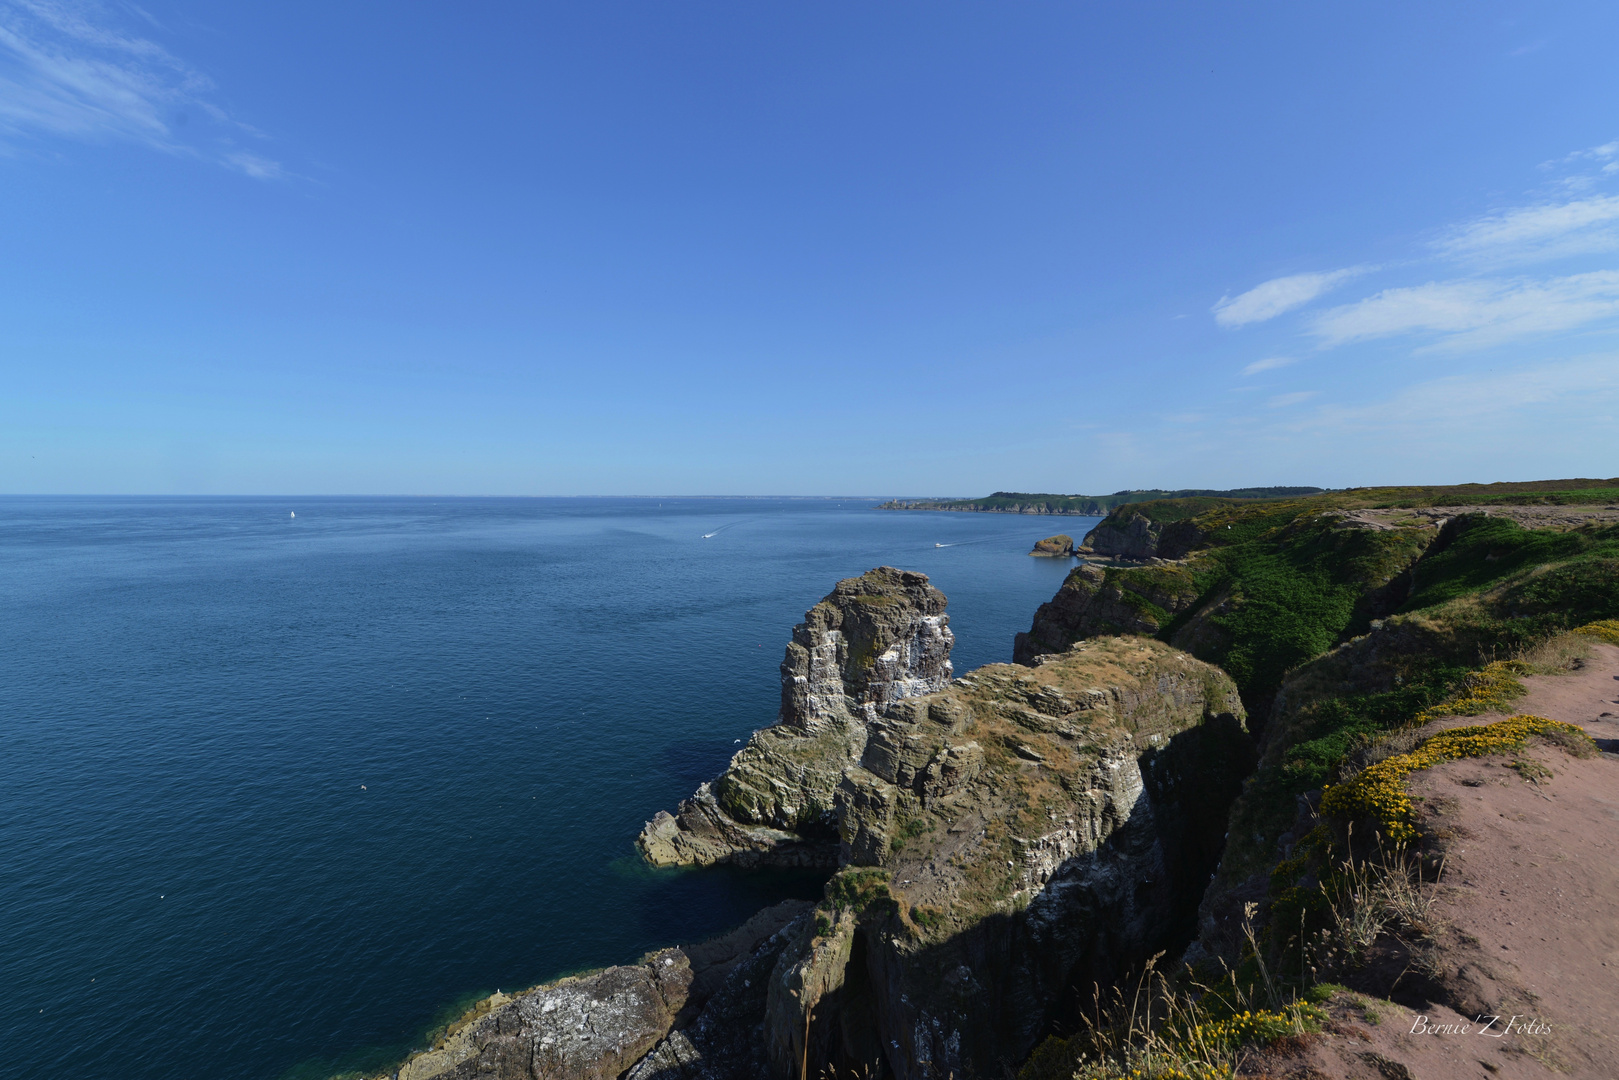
[932,530,1040,549]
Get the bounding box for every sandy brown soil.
[1252,644,1619,1080]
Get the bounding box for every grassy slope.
[1094,480,1619,709]
[1086,483,1619,902]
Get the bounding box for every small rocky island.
[1028,534,1074,557]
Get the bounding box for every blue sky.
[2,1,1617,495]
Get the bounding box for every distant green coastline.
[877,487,1326,516]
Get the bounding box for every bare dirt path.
[1287,644,1619,1079]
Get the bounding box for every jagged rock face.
[1084,512,1160,559]
[639,568,953,868]
[763,638,1252,1080]
[625,909,814,1080]
[1082,511,1204,561]
[1013,564,1201,665]
[764,910,863,1078]
[780,566,953,731]
[634,568,1249,1079]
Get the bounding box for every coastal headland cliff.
[878,487,1324,517]
[373,478,1619,1080]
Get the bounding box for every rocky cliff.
[1012,563,1201,664]
[373,481,1619,1080]
[758,636,1250,1080]
[1080,511,1207,561]
[638,567,953,869]
[382,568,1247,1080]
[640,567,1250,1080]
[1025,500,1445,730]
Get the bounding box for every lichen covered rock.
[635,569,1251,1079]
[390,952,692,1080]
[639,568,953,868]
[753,636,1252,1079]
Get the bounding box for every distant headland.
[877,486,1326,515]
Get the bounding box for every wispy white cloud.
[1241,356,1294,376]
[1549,139,1619,167]
[222,150,282,180]
[1216,140,1619,357]
[1310,354,1619,432]
[1212,267,1367,328]
[0,0,278,177]
[1266,390,1316,408]
[1310,270,1619,351]
[1435,193,1619,264]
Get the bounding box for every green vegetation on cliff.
[1169,509,1434,706]
[1023,480,1619,724]
[1219,518,1619,882]
[1346,476,1619,507]
[1016,480,1619,997]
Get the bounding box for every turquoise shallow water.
[0,497,1094,1080]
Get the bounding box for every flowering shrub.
[1165,1005,1320,1054]
[1052,1002,1324,1080]
[1320,714,1594,842]
[1574,618,1619,646]
[1408,660,1528,724]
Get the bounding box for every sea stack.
[637,566,954,869]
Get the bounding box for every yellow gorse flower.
[1574,619,1619,646]
[1321,714,1591,841]
[1407,660,1528,726]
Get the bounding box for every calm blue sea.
[0,497,1093,1080]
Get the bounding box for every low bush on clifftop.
[1319,713,1594,843]
[1016,950,1327,1080]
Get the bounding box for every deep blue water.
[0,497,1094,1080]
